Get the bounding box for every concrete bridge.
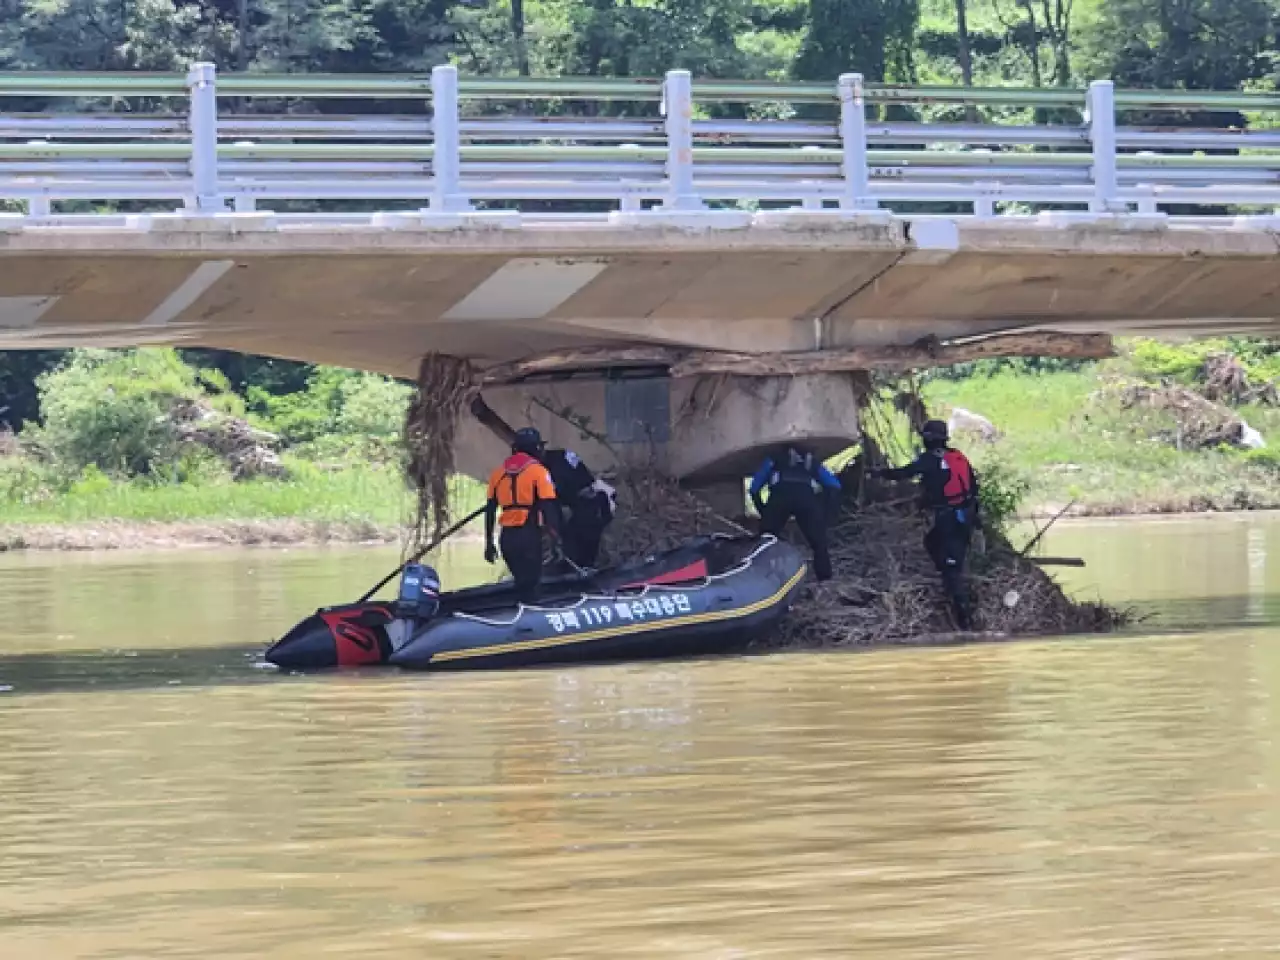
[3,66,1280,487]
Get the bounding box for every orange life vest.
[487,454,557,527]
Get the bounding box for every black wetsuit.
[750,450,841,582]
[543,448,612,567]
[500,526,545,601]
[883,447,980,628]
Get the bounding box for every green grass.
[924,368,1280,514]
[0,464,487,527]
[0,467,406,525]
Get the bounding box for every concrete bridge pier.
[455,372,862,513]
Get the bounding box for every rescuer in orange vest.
[874,419,981,630]
[484,427,563,603]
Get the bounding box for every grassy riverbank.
[925,366,1280,516]
[0,351,483,550]
[0,467,407,550]
[0,466,492,550]
[0,342,1277,550]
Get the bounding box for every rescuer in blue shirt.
[749,445,841,581]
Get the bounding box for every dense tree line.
[1,0,1278,425]
[1,0,1277,91]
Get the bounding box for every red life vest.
[941,449,974,506]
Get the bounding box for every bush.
[153,448,234,486]
[25,348,249,482]
[290,433,404,467]
[32,349,197,477]
[976,458,1031,531]
[1127,337,1280,393]
[335,373,412,437]
[67,464,113,498]
[927,356,1096,382]
[1243,447,1280,471]
[0,456,56,504]
[248,367,410,444]
[1127,338,1215,383]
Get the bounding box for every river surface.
[1,514,1279,958]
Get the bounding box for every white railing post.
[186,62,224,214]
[839,73,876,210]
[1087,80,1123,214]
[662,70,703,210]
[430,64,470,212]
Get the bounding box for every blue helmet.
[512,426,543,455]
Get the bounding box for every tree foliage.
[27,348,237,478]
[245,365,411,444]
[1081,0,1276,91]
[795,0,920,83]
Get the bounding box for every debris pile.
[169,398,286,480]
[1112,381,1255,450]
[597,471,1124,649]
[769,505,1122,649]
[597,467,747,566]
[1200,353,1279,407]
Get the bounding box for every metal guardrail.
[3,63,1280,220]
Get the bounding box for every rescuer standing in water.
[749,445,841,581]
[484,427,562,602]
[539,445,616,568]
[874,419,980,630]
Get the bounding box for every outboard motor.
[397,563,441,621]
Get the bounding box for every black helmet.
[512,426,543,455]
[784,445,810,467]
[920,419,949,446]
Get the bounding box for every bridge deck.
[2,213,1277,378]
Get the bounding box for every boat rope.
[451,536,778,627]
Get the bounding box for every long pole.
[357,505,486,603]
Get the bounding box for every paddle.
[357,505,486,603]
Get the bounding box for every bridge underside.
[2,213,1279,483]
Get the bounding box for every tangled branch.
[403,353,478,548]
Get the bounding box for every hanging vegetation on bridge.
[403,353,477,548]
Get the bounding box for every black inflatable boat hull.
[393,541,805,671]
[265,535,806,672]
[268,602,397,669]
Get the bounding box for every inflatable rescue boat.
[265,535,806,672]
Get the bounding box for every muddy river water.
[1,514,1278,958]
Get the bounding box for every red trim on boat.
[624,559,709,589]
[323,606,390,666]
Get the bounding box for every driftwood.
[480,331,1115,385]
[469,394,516,446]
